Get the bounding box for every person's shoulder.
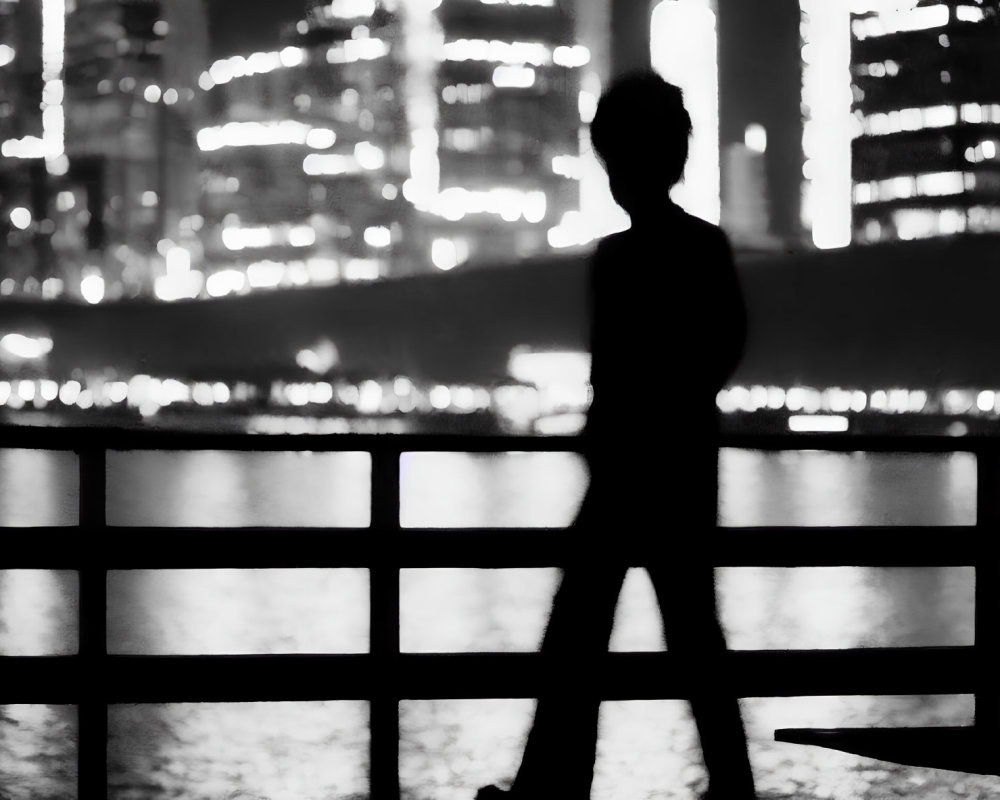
[675,208,729,242]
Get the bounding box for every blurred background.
[3,1,1000,799]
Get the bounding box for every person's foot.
[475,786,511,800]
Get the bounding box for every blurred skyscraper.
[193,0,588,289]
[421,0,583,267]
[0,0,209,301]
[0,0,62,295]
[850,0,1000,243]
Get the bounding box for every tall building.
[419,0,584,268]
[193,0,414,296]
[0,0,63,295]
[850,0,1000,243]
[62,0,209,299]
[0,0,209,300]
[194,0,588,289]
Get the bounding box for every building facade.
[420,0,583,268]
[851,0,1000,243]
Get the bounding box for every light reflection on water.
[0,570,78,655]
[0,446,993,799]
[107,702,368,800]
[0,705,77,800]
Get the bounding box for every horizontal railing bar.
[0,427,580,453]
[0,424,997,455]
[0,648,980,703]
[0,527,987,569]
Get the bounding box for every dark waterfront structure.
[851,0,1000,243]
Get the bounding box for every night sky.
[205,0,304,57]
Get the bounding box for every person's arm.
[711,230,748,391]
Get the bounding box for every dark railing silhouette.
[0,425,998,798]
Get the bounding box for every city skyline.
[0,0,998,307]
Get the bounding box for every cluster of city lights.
[0,372,528,425]
[854,171,973,204]
[718,384,1000,419]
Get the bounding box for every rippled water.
[0,446,996,799]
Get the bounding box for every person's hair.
[589,71,692,189]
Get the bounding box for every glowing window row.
[197,121,336,152]
[303,142,385,175]
[327,38,391,64]
[479,0,554,6]
[859,104,1000,137]
[152,257,380,302]
[428,186,547,223]
[440,39,589,68]
[853,60,900,78]
[853,171,974,204]
[856,207,1000,242]
[199,46,304,90]
[850,4,985,40]
[441,83,494,104]
[858,105,957,136]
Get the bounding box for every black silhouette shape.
[478,71,756,799]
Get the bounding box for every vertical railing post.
[369,441,402,799]
[76,445,107,800]
[975,443,1000,733]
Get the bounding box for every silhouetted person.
[478,72,756,799]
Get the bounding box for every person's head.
[589,71,692,218]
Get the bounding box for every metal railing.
[0,425,997,796]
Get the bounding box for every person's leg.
[649,561,756,799]
[478,488,626,799]
[507,561,627,798]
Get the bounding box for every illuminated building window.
[440,39,553,67]
[892,207,969,240]
[961,104,1000,124]
[431,187,547,223]
[442,127,494,152]
[478,0,554,5]
[492,65,536,89]
[851,4,950,40]
[431,238,470,271]
[858,105,958,137]
[854,172,970,204]
[955,5,985,23]
[854,60,900,78]
[197,121,335,152]
[551,155,583,180]
[326,0,376,18]
[326,38,389,64]
[441,84,493,104]
[965,141,999,163]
